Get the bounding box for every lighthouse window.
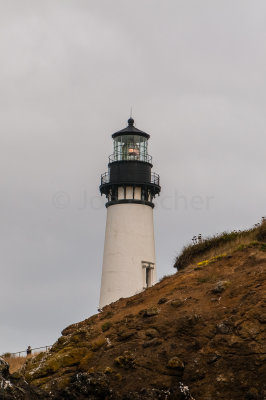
[146,268,151,287]
[113,135,148,162]
[141,188,149,201]
[110,188,118,201]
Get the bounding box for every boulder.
[167,357,184,370]
[171,299,184,308]
[141,307,160,317]
[212,281,231,294]
[0,357,9,379]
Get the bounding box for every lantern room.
[113,135,148,162]
[110,118,151,163]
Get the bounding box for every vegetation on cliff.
[174,219,266,271]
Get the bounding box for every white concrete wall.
[99,202,157,308]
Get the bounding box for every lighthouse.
[99,118,161,308]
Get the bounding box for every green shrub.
[235,244,247,251]
[114,352,135,369]
[256,221,266,242]
[100,311,114,320]
[90,339,106,351]
[159,274,171,282]
[197,276,211,283]
[101,322,112,332]
[260,243,266,252]
[104,366,113,374]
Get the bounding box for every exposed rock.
[206,353,221,364]
[142,338,163,348]
[167,357,184,370]
[256,313,266,323]
[170,299,184,308]
[157,297,168,304]
[141,307,160,317]
[212,280,231,293]
[117,329,135,341]
[0,357,9,378]
[145,328,159,338]
[216,322,230,334]
[245,387,259,400]
[0,357,47,399]
[72,372,111,397]
[114,351,135,369]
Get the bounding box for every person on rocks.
[26,346,32,357]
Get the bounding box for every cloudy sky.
[1,0,265,354]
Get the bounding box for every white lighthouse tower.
[99,118,161,308]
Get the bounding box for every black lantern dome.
[100,118,160,208]
[112,118,150,140]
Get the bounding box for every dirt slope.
[20,244,266,400]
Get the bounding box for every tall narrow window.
[111,188,118,202]
[146,268,151,287]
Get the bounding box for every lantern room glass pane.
[113,135,148,162]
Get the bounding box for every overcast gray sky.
[1,0,265,354]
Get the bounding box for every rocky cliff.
[17,239,266,400]
[0,357,47,399]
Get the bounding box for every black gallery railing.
[101,172,160,186]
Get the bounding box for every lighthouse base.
[99,203,157,309]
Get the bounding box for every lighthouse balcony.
[100,171,160,187]
[100,171,160,205]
